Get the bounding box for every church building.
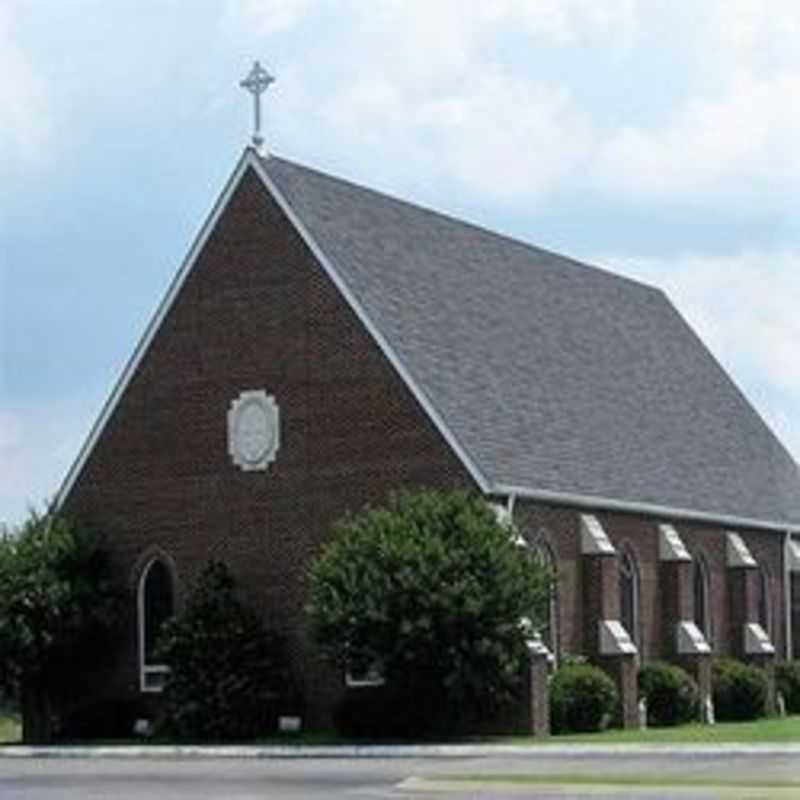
[59,66,800,731]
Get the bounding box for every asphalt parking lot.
[2,747,800,799]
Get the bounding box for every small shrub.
[638,661,698,726]
[776,661,800,714]
[550,663,617,733]
[156,561,291,741]
[712,658,768,721]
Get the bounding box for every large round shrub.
[638,661,698,726]
[156,561,291,740]
[712,658,768,721]
[776,661,800,714]
[308,489,551,736]
[550,663,618,733]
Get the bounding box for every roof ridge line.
[265,153,662,295]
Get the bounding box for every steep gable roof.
[59,148,800,531]
[259,154,800,530]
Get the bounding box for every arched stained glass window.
[619,548,640,651]
[138,557,175,692]
[529,531,559,664]
[757,565,771,635]
[693,554,711,644]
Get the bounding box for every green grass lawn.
[503,715,800,745]
[3,714,799,747]
[0,714,21,744]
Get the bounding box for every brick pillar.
[726,532,776,714]
[791,573,800,661]
[679,654,713,721]
[598,653,639,729]
[658,525,712,722]
[579,515,639,729]
[750,654,776,716]
[660,559,692,658]
[728,567,757,660]
[582,553,618,657]
[525,639,550,737]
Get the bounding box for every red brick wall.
[62,162,789,729]
[63,166,475,726]
[514,502,787,663]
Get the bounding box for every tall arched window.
[138,557,175,692]
[693,554,712,644]
[529,531,559,663]
[757,565,771,636]
[619,548,640,651]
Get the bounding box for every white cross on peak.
[240,60,276,154]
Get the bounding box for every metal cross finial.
[240,60,275,153]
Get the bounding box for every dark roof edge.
[495,483,800,534]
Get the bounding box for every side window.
[619,547,640,650]
[528,530,559,664]
[138,557,175,692]
[757,564,771,636]
[693,554,712,645]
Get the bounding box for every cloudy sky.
[2,0,800,526]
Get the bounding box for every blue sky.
[2,0,800,526]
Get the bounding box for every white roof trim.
[493,483,800,535]
[248,153,490,493]
[56,150,255,507]
[57,148,490,508]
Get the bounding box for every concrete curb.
[4,742,800,759]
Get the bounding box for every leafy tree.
[307,489,551,735]
[155,561,291,740]
[0,509,120,743]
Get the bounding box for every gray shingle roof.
[263,155,800,529]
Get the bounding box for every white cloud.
[0,3,51,169]
[226,1,800,205]
[592,69,800,201]
[605,251,800,460]
[225,0,311,37]
[0,380,108,529]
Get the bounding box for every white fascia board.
[56,149,257,509]
[493,483,800,535]
[249,152,490,494]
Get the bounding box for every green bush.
[332,684,446,740]
[638,661,698,726]
[712,658,768,721]
[776,661,800,714]
[550,663,618,733]
[59,698,146,741]
[0,510,120,743]
[308,489,551,736]
[156,561,291,740]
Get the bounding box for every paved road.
[1,752,799,799]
